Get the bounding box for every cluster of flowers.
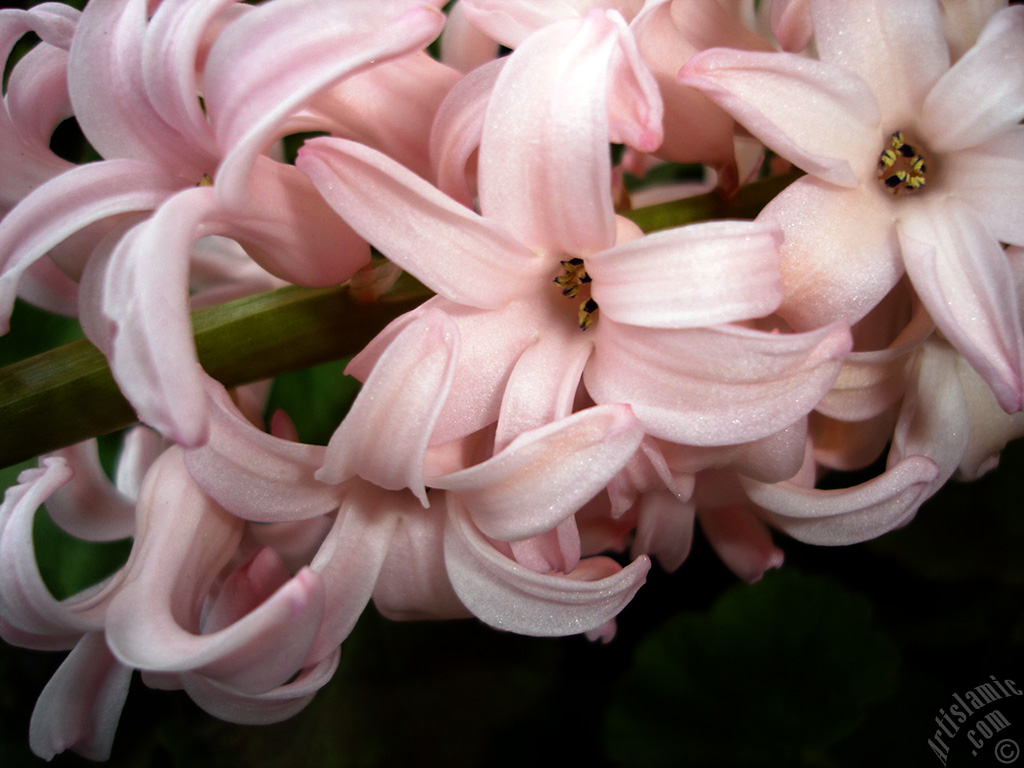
[1,0,1022,759]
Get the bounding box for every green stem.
[0,171,798,468]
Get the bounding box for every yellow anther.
[878,130,928,196]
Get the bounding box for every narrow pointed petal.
[214,157,370,287]
[944,127,1024,248]
[679,48,880,186]
[629,0,739,170]
[444,496,650,636]
[105,450,324,691]
[586,220,783,328]
[889,340,969,488]
[373,503,468,621]
[429,57,505,206]
[28,632,132,762]
[698,504,783,583]
[815,310,934,424]
[809,0,948,126]
[309,52,460,183]
[492,331,591,452]
[434,405,644,541]
[1,43,74,212]
[318,311,458,504]
[0,160,180,331]
[182,649,340,725]
[920,7,1024,152]
[345,296,541,445]
[140,0,234,152]
[900,197,1024,412]
[630,489,695,573]
[770,0,812,52]
[587,321,852,445]
[86,187,214,446]
[461,0,642,48]
[479,11,662,256]
[439,0,500,73]
[759,176,903,329]
[299,138,547,308]
[43,441,135,542]
[306,483,402,663]
[206,0,445,201]
[744,456,939,545]
[69,0,213,173]
[0,459,115,638]
[184,376,339,522]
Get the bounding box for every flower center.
[877,131,929,196]
[196,173,214,187]
[554,258,598,330]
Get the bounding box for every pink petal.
[113,426,167,501]
[345,296,541,445]
[298,138,547,307]
[205,0,445,202]
[509,517,582,574]
[814,298,934,421]
[444,496,651,636]
[920,6,1024,152]
[214,156,370,287]
[812,410,896,473]
[439,0,500,73]
[492,330,592,452]
[479,10,661,256]
[429,57,506,206]
[888,340,969,488]
[944,127,1024,248]
[759,176,904,330]
[308,51,460,182]
[743,455,940,545]
[28,632,132,761]
[586,220,783,328]
[0,159,181,332]
[43,441,135,542]
[460,0,644,48]
[698,503,783,583]
[181,648,340,725]
[0,459,115,639]
[306,482,403,663]
[373,500,469,621]
[899,196,1024,412]
[184,376,340,522]
[68,0,214,174]
[770,0,812,52]
[629,0,739,170]
[0,44,74,212]
[810,0,948,126]
[630,489,695,572]
[587,321,852,445]
[679,48,880,187]
[318,311,458,503]
[433,405,644,541]
[105,450,324,692]
[85,187,215,446]
[140,0,233,154]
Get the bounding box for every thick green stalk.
[0,171,798,468]
[0,285,428,467]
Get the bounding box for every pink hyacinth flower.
[0,0,446,446]
[680,1,1024,413]
[299,10,851,452]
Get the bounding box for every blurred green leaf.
[604,568,899,768]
